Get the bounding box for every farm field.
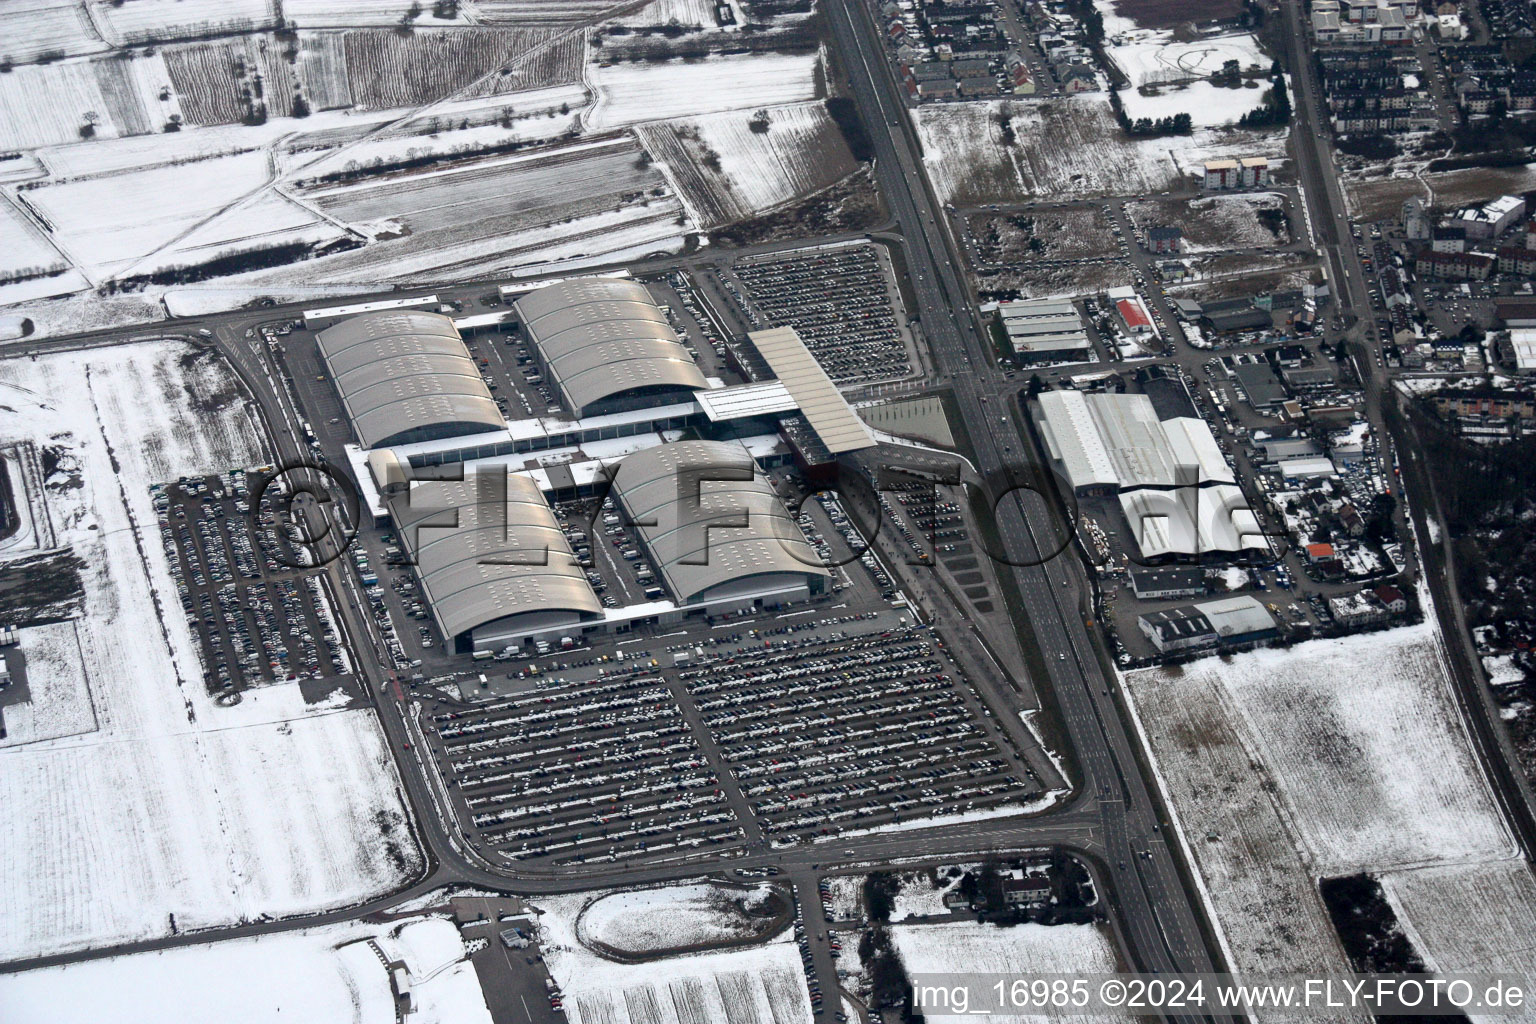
[1097,0,1246,35]
[282,0,475,26]
[90,0,278,45]
[888,921,1121,1023]
[1122,622,1521,1010]
[341,28,553,109]
[532,889,814,1024]
[1380,861,1536,982]
[1347,163,1536,223]
[0,0,109,65]
[474,0,628,23]
[0,916,490,1024]
[0,53,172,150]
[305,134,668,242]
[587,51,821,129]
[0,341,422,962]
[638,100,856,227]
[0,202,67,281]
[1125,193,1289,252]
[914,95,1287,205]
[164,33,299,124]
[20,150,275,279]
[613,0,722,27]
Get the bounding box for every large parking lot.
[727,243,917,386]
[419,596,1043,866]
[153,472,353,696]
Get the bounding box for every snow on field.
[0,341,421,961]
[0,202,67,279]
[0,0,110,65]
[587,51,821,129]
[890,921,1121,1023]
[638,100,855,227]
[1120,622,1521,1008]
[0,916,490,1024]
[1118,657,1359,986]
[1107,32,1267,88]
[890,869,969,922]
[1118,80,1265,128]
[284,0,475,26]
[1194,625,1512,873]
[914,95,1287,204]
[533,889,813,1024]
[824,875,863,921]
[613,0,721,27]
[0,621,98,748]
[1380,861,1536,984]
[92,0,279,44]
[0,57,149,150]
[576,882,784,954]
[21,150,274,279]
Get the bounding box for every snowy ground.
[1380,860,1536,989]
[0,341,421,962]
[532,889,814,1024]
[915,95,1287,205]
[576,881,786,955]
[1121,621,1528,1011]
[0,915,490,1024]
[824,876,863,921]
[586,51,821,130]
[637,100,856,227]
[1106,29,1271,128]
[890,921,1121,1023]
[889,869,972,922]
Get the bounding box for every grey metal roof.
[611,440,828,604]
[515,279,708,415]
[389,472,601,640]
[747,326,876,455]
[315,311,504,449]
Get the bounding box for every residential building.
[1148,226,1182,254]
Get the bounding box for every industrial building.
[1033,389,1265,562]
[514,278,710,418]
[314,310,506,450]
[996,298,1091,361]
[318,277,876,651]
[1138,595,1278,654]
[609,440,829,611]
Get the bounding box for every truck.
[472,649,494,661]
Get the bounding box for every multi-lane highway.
[822,0,1222,986]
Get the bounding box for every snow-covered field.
[1107,29,1270,128]
[638,101,856,226]
[0,915,489,1024]
[890,921,1121,1023]
[576,882,786,955]
[533,889,813,1024]
[0,342,421,961]
[587,51,821,129]
[890,869,970,922]
[914,95,1286,204]
[1380,860,1536,981]
[1173,625,1512,873]
[1121,621,1529,1010]
[20,150,276,280]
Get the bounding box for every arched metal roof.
[611,440,828,604]
[389,472,602,641]
[315,310,504,449]
[515,279,708,415]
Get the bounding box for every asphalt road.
[822,0,1221,995]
